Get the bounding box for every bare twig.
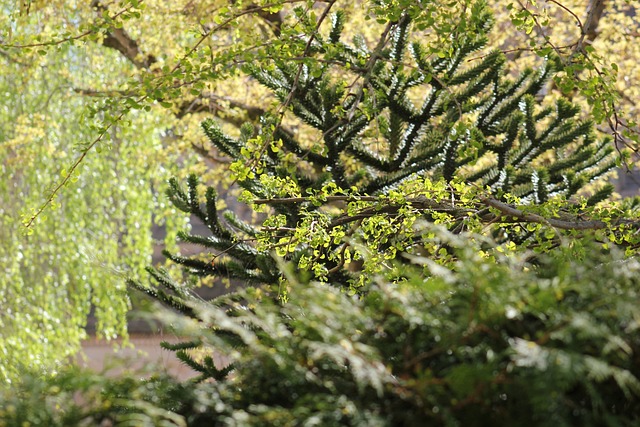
[275,1,337,124]
[23,116,124,228]
[190,143,232,164]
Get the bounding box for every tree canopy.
[2,0,640,424]
[1,0,640,391]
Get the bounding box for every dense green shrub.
[0,367,195,426]
[3,231,640,426]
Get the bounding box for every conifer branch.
[146,8,621,293]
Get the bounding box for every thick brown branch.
[584,0,606,43]
[73,87,135,97]
[91,0,287,123]
[91,0,157,69]
[93,1,284,70]
[102,27,157,69]
[329,197,474,229]
[254,195,378,205]
[235,2,284,36]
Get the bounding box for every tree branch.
[91,0,157,69]
[478,197,625,230]
[90,1,289,123]
[252,194,639,232]
[92,1,285,69]
[190,142,232,165]
[584,0,606,43]
[175,94,266,121]
[231,1,284,36]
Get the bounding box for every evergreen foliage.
[4,0,637,384]
[98,7,640,426]
[149,8,616,292]
[5,233,640,426]
[5,3,640,426]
